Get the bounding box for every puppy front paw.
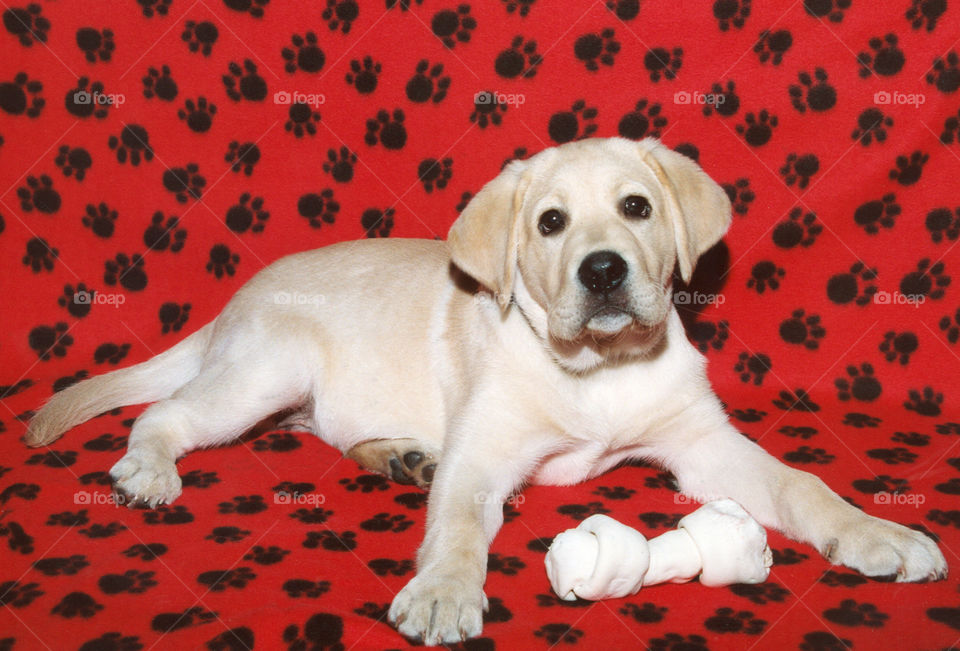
[823,516,947,582]
[388,572,486,644]
[109,452,182,508]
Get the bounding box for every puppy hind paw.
[347,438,439,489]
[109,453,182,509]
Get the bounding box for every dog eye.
[622,195,652,219]
[538,209,566,236]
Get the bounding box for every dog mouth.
[583,305,635,335]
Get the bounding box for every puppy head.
[448,137,731,370]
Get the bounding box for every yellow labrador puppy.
[26,137,946,645]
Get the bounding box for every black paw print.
[108,124,154,165]
[418,157,452,193]
[206,526,250,543]
[689,319,729,352]
[0,580,40,609]
[784,446,835,464]
[735,352,771,385]
[747,260,784,293]
[736,109,777,146]
[827,262,878,306]
[225,193,269,234]
[891,430,929,446]
[340,474,390,492]
[772,547,810,566]
[639,511,684,530]
[620,602,667,623]
[182,20,218,56]
[880,331,918,364]
[4,4,49,45]
[158,302,190,334]
[823,599,889,628]
[178,97,216,133]
[303,529,357,552]
[252,432,301,452]
[22,237,58,272]
[940,307,960,343]
[197,567,256,592]
[907,0,946,30]
[361,207,394,238]
[225,141,261,175]
[835,363,882,402]
[26,449,77,468]
[889,151,928,185]
[207,244,240,279]
[179,469,219,489]
[323,0,359,33]
[282,613,345,651]
[904,386,943,416]
[96,342,131,366]
[535,623,583,645]
[804,0,850,22]
[496,36,542,78]
[649,633,709,651]
[820,570,869,587]
[343,56,381,95]
[574,28,620,72]
[618,98,667,140]
[843,412,882,428]
[854,193,899,234]
[714,0,750,30]
[55,145,92,180]
[901,258,950,300]
[557,501,610,521]
[471,91,509,129]
[773,207,821,248]
[244,545,289,565]
[368,558,414,576]
[488,553,526,575]
[66,77,110,119]
[773,388,820,412]
[283,578,330,598]
[857,34,904,77]
[789,68,837,112]
[59,283,93,317]
[754,29,792,65]
[926,206,960,242]
[82,202,117,238]
[731,408,767,422]
[502,0,534,16]
[104,253,147,291]
[394,491,427,510]
[298,189,339,228]
[645,45,682,81]
[144,212,186,252]
[548,99,597,143]
[730,583,790,605]
[323,146,357,183]
[17,174,60,213]
[0,520,35,554]
[360,512,414,533]
[75,28,113,65]
[594,485,635,500]
[282,32,324,74]
[27,322,71,358]
[926,51,960,93]
[431,4,475,48]
[704,607,766,634]
[723,178,755,215]
[34,555,90,576]
[222,59,268,102]
[285,101,320,138]
[780,153,819,188]
[406,60,450,103]
[779,425,818,439]
[703,80,740,117]
[98,569,157,594]
[139,0,172,18]
[225,0,267,18]
[141,504,194,525]
[142,65,177,101]
[163,163,205,203]
[365,108,406,149]
[852,108,892,146]
[866,447,917,465]
[605,0,640,20]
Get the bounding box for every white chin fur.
[584,310,633,335]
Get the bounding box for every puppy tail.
[24,322,214,447]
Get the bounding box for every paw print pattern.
[649,633,709,650]
[225,141,261,175]
[703,81,740,117]
[823,599,889,627]
[163,164,205,202]
[158,302,190,334]
[891,431,929,446]
[618,99,667,140]
[857,34,905,77]
[754,29,792,65]
[339,474,390,492]
[323,147,357,183]
[713,0,751,30]
[181,20,218,56]
[104,253,147,291]
[197,567,256,591]
[621,602,667,623]
[729,582,790,604]
[853,108,892,145]
[207,244,240,279]
[298,189,339,228]
[406,60,450,103]
[900,258,950,300]
[75,28,114,64]
[361,207,394,238]
[225,193,269,234]
[22,237,58,273]
[773,207,821,248]
[178,97,216,133]
[283,32,325,74]
[689,319,729,352]
[780,153,819,188]
[594,485,635,500]
[360,512,414,533]
[59,283,94,317]
[431,4,476,48]
[557,501,611,521]
[206,526,250,543]
[548,99,598,143]
[880,330,918,364]
[282,613,346,651]
[907,0,947,31]
[488,553,526,575]
[55,145,92,180]
[244,545,289,565]
[29,322,73,360]
[82,202,117,238]
[108,124,154,166]
[496,36,542,78]
[939,308,960,343]
[17,174,61,213]
[747,261,784,293]
[926,52,960,93]
[925,206,960,242]
[704,607,766,634]
[144,212,187,253]
[843,412,882,428]
[345,56,381,94]
[723,178,755,215]
[644,46,682,82]
[854,194,900,234]
[303,529,357,551]
[98,569,157,594]
[736,110,778,146]
[222,60,268,102]
[866,447,917,465]
[889,151,928,185]
[789,68,837,112]
[0,580,43,608]
[142,65,177,101]
[472,91,509,129]
[138,0,172,18]
[225,0,267,18]
[368,558,414,576]
[827,262,878,306]
[904,386,943,416]
[252,432,301,452]
[535,623,584,645]
[735,352,771,385]
[282,578,330,597]
[323,0,359,33]
[4,4,49,45]
[66,77,110,119]
[574,29,620,72]
[731,408,767,422]
[418,157,452,192]
[773,388,820,412]
[780,310,826,350]
[605,0,641,20]
[778,425,818,439]
[804,0,851,22]
[365,108,406,149]
[285,101,320,137]
[835,363,882,402]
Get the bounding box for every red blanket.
[2,1,959,649]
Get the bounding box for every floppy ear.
[640,141,732,283]
[447,159,530,309]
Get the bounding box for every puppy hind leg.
[346,438,441,489]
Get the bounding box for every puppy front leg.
[664,421,947,582]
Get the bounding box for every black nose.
[578,250,628,294]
